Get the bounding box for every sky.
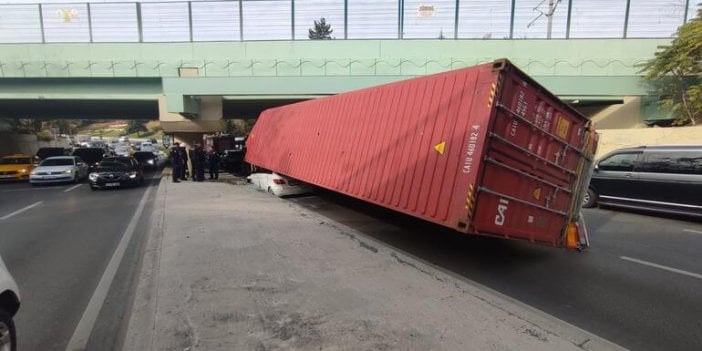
[0,0,698,42]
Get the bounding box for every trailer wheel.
[582,188,597,208]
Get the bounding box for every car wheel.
[582,188,597,208]
[0,309,17,351]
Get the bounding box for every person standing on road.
[169,142,181,183]
[207,147,220,180]
[188,145,197,181]
[179,145,188,180]
[194,143,207,181]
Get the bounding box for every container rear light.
[565,222,581,250]
[273,178,286,185]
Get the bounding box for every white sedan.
[247,172,311,197]
[29,156,89,185]
[0,255,20,351]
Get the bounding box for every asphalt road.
[289,190,702,351]
[0,173,160,351]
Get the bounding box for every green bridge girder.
[0,39,667,119]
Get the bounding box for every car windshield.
[96,161,129,171]
[103,157,131,165]
[0,157,31,164]
[39,158,74,166]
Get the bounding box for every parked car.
[71,147,108,172]
[0,255,20,351]
[133,151,160,170]
[139,142,156,153]
[29,156,89,185]
[0,154,34,181]
[247,172,311,197]
[583,145,702,217]
[89,156,144,190]
[113,145,134,157]
[34,147,70,163]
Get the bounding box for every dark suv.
[584,145,702,217]
[71,148,107,171]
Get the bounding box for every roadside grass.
[76,120,163,141]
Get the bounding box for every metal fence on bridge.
[0,0,698,43]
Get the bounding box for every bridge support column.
[159,95,226,147]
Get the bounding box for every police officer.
[169,142,182,183]
[194,143,207,181]
[207,147,220,180]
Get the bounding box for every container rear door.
[470,63,594,246]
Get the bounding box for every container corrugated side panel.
[469,62,594,246]
[246,63,499,230]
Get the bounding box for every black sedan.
[88,157,144,190]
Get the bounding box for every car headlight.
[129,171,137,179]
[89,173,98,181]
[147,159,154,164]
[18,169,27,173]
[64,169,73,174]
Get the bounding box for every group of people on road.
[169,142,220,183]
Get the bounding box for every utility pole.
[528,0,561,39]
[546,0,554,39]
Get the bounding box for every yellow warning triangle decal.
[533,187,541,200]
[434,141,446,155]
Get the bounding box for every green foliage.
[127,120,148,136]
[36,130,53,142]
[1,118,43,134]
[226,119,256,136]
[641,8,702,125]
[309,18,334,40]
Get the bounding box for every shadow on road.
[290,188,563,274]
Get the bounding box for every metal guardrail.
[0,0,697,43]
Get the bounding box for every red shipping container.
[246,59,597,249]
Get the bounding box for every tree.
[309,18,333,40]
[226,119,256,136]
[640,8,702,125]
[1,118,42,134]
[127,120,148,136]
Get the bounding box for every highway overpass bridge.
[0,39,669,132]
[1,0,695,144]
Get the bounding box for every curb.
[122,171,169,351]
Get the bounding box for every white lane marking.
[2,187,58,193]
[682,229,702,235]
[65,185,154,351]
[0,201,43,220]
[63,184,82,193]
[620,256,702,280]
